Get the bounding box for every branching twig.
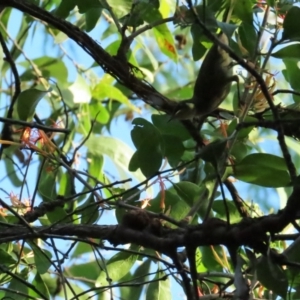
[0,117,70,133]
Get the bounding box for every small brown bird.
[174,33,235,120]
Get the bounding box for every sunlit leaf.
[143,6,177,61]
[86,134,146,183]
[92,80,140,112]
[19,57,68,83]
[106,0,132,18]
[153,26,177,61]
[69,75,91,103]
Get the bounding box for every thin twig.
[0,117,70,133]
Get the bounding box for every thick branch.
[0,0,175,113]
[2,184,300,254]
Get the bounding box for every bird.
[174,33,235,121]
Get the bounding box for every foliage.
[0,0,300,299]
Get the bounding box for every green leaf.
[284,236,300,278]
[128,150,140,172]
[198,139,228,167]
[6,277,29,300]
[115,187,141,224]
[68,261,100,287]
[191,24,209,61]
[92,79,139,112]
[89,100,110,125]
[71,242,93,259]
[29,272,50,299]
[150,189,190,222]
[152,114,191,141]
[38,170,57,202]
[3,155,23,187]
[230,140,250,163]
[135,141,163,177]
[1,15,30,76]
[77,103,92,135]
[86,135,145,181]
[257,256,288,298]
[237,153,288,170]
[16,88,50,121]
[122,187,141,204]
[238,21,257,57]
[227,117,255,139]
[233,0,254,24]
[146,268,170,300]
[130,118,164,177]
[77,0,102,13]
[78,194,100,224]
[46,206,70,225]
[58,172,74,197]
[195,248,207,272]
[143,6,177,61]
[96,252,138,286]
[87,152,104,183]
[162,134,185,166]
[106,0,132,18]
[234,153,290,187]
[213,200,241,223]
[200,245,224,271]
[217,21,238,39]
[29,242,52,274]
[0,249,16,265]
[282,59,300,102]
[85,7,102,32]
[165,84,194,100]
[54,0,77,18]
[173,181,202,208]
[20,57,68,83]
[131,119,156,146]
[282,6,300,40]
[153,25,177,61]
[121,259,152,300]
[272,44,300,59]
